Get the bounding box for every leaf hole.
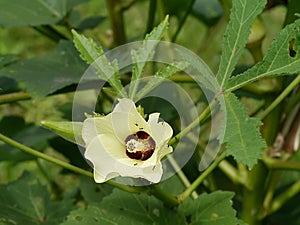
[289,38,297,58]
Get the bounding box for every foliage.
[0,0,300,225]
[0,172,75,225]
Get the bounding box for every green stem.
[177,151,226,202]
[34,25,68,42]
[260,169,281,219]
[170,74,195,83]
[263,157,300,171]
[241,162,268,225]
[260,106,300,217]
[218,0,232,19]
[240,79,281,95]
[0,92,31,105]
[218,159,248,186]
[0,132,180,205]
[241,96,281,225]
[0,133,93,177]
[150,185,179,207]
[269,179,300,215]
[145,0,157,35]
[106,0,126,46]
[168,104,211,146]
[167,156,198,199]
[171,0,196,42]
[258,75,300,120]
[156,0,167,21]
[0,133,143,194]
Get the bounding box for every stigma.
[125,131,156,161]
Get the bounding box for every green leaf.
[129,15,169,98]
[78,176,112,204]
[224,93,266,168]
[179,191,244,225]
[61,205,107,225]
[0,54,17,68]
[0,55,19,93]
[0,41,88,98]
[216,0,267,88]
[62,189,186,225]
[41,120,84,147]
[159,173,186,196]
[0,0,88,28]
[0,172,75,225]
[134,61,189,101]
[0,77,19,94]
[72,30,126,97]
[227,19,300,91]
[0,116,55,162]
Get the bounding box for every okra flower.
[82,98,173,183]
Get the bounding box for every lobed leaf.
[179,191,245,225]
[129,16,169,98]
[227,19,300,91]
[216,0,267,88]
[223,93,266,168]
[0,172,75,225]
[62,188,186,225]
[72,30,126,97]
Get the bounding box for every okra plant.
[0,0,299,225]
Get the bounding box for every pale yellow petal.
[82,115,113,146]
[148,113,173,147]
[84,134,163,183]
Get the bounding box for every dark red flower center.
[125,131,156,161]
